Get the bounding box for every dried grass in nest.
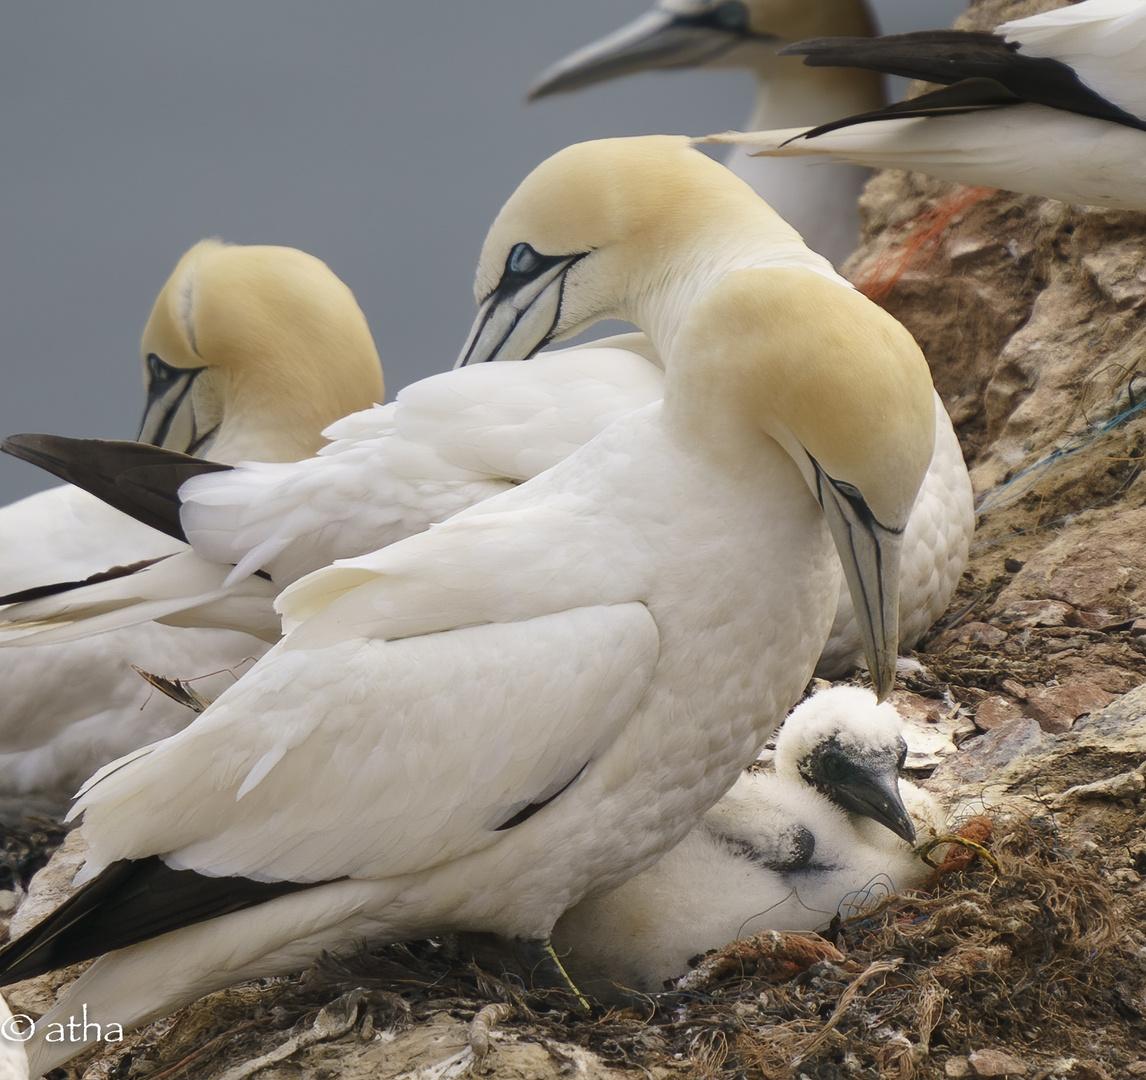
[82,815,1141,1080]
[720,815,1134,1079]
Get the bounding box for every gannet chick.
[0,136,935,1076]
[528,0,884,266]
[705,0,1146,211]
[0,240,383,814]
[553,686,943,996]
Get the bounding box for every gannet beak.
[831,767,915,845]
[454,249,586,368]
[528,8,777,100]
[814,463,902,702]
[137,353,212,453]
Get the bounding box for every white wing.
[0,344,663,644]
[178,346,664,585]
[0,484,180,593]
[706,109,1146,212]
[74,602,660,885]
[1003,0,1146,119]
[0,623,265,813]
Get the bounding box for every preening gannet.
[0,338,665,643]
[553,686,944,996]
[0,334,969,676]
[0,136,935,1076]
[528,0,885,265]
[706,0,1146,211]
[0,240,384,813]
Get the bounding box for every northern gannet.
[527,0,885,266]
[705,0,1146,212]
[0,341,969,676]
[553,686,944,996]
[0,338,666,643]
[0,136,935,1076]
[0,239,384,814]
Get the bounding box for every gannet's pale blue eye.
[507,242,542,277]
[834,479,862,500]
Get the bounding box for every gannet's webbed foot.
[509,937,591,1013]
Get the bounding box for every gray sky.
[0,1,965,506]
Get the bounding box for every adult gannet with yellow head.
[0,136,933,1075]
[705,0,1146,212]
[528,0,885,265]
[0,239,383,813]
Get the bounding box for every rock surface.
[4,1,1146,1077]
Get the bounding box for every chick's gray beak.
[834,770,916,845]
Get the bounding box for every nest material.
[51,811,1143,1080]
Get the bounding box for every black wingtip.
[0,856,322,986]
[0,554,172,606]
[2,433,232,543]
[793,78,1022,142]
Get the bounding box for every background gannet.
[0,136,935,1076]
[0,239,383,814]
[553,686,945,996]
[528,0,886,266]
[705,0,1146,211]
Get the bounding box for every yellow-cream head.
[456,135,810,368]
[139,239,384,463]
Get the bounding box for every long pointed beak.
[137,355,213,454]
[528,10,762,100]
[832,769,916,844]
[816,469,902,702]
[455,254,583,368]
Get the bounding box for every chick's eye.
[820,753,845,782]
[507,242,541,277]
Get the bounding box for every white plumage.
[0,321,970,682]
[0,240,383,813]
[0,136,936,1076]
[706,0,1146,211]
[528,0,885,266]
[553,686,945,995]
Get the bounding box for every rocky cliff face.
[4,2,1146,1076]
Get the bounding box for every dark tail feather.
[2,434,233,543]
[784,31,1146,132]
[782,31,1016,86]
[792,78,1023,141]
[0,856,322,985]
